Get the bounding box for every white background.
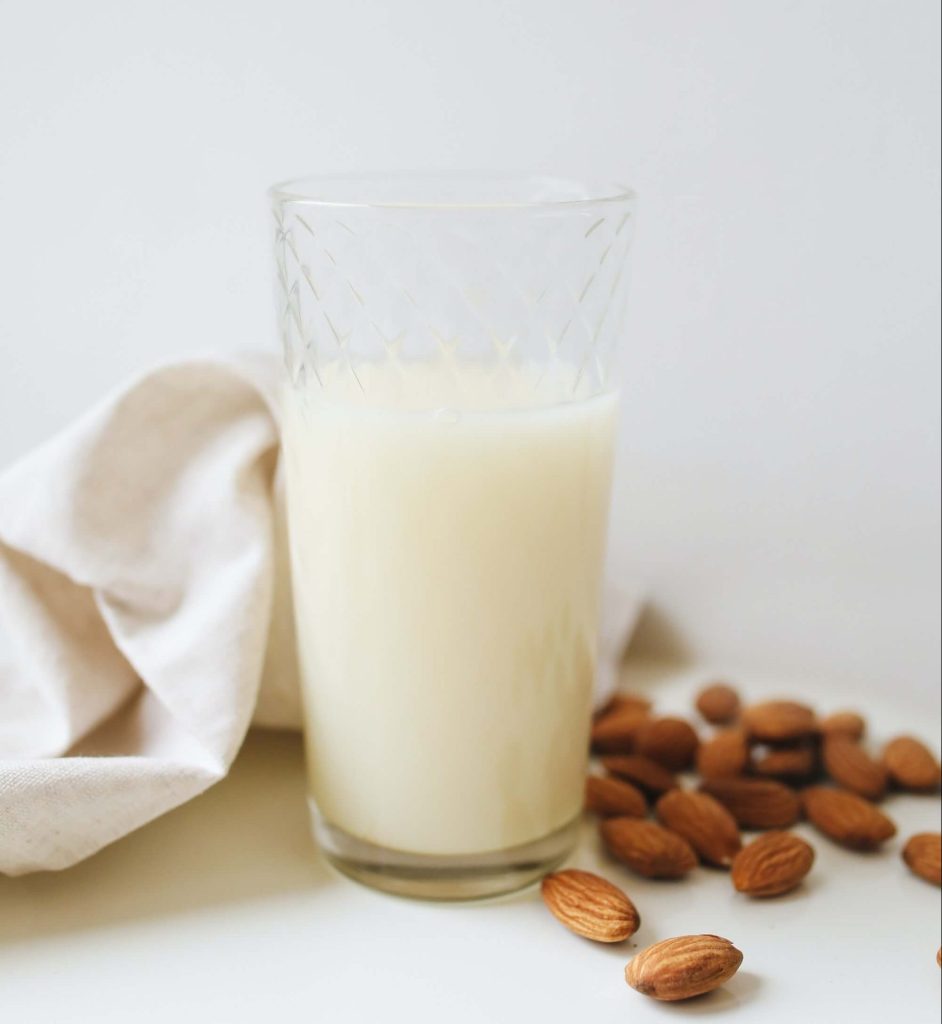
[1,0,939,696]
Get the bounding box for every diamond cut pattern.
[273,199,634,400]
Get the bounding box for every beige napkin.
[0,355,640,876]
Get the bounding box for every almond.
[595,691,652,719]
[585,775,647,818]
[625,935,743,1001]
[821,735,887,800]
[590,709,650,754]
[697,728,751,779]
[699,777,802,829]
[731,831,815,897]
[655,790,742,867]
[599,818,698,879]
[743,700,817,742]
[753,745,818,781]
[901,832,942,887]
[802,786,896,850]
[540,869,641,942]
[883,736,942,792]
[635,717,700,771]
[820,710,866,740]
[695,683,741,724]
[601,754,679,796]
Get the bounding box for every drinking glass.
[270,173,636,899]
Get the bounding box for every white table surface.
[2,660,939,1023]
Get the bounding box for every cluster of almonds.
[540,682,942,1002]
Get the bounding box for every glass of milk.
[270,173,636,899]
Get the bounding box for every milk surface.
[282,360,617,855]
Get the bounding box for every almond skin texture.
[655,790,742,867]
[743,700,817,742]
[754,745,818,782]
[594,691,652,719]
[636,717,700,771]
[902,832,942,886]
[599,818,698,879]
[697,729,751,779]
[585,775,647,818]
[541,869,641,942]
[695,683,741,725]
[822,735,887,800]
[882,736,942,792]
[699,778,802,829]
[601,755,679,797]
[590,709,650,755]
[625,935,743,1001]
[731,831,815,897]
[802,786,897,850]
[820,711,866,741]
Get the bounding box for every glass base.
[309,802,579,901]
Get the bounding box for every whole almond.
[802,786,896,850]
[743,700,817,742]
[820,710,866,741]
[822,735,887,800]
[731,831,815,897]
[599,818,698,879]
[883,736,942,792]
[585,775,647,818]
[697,729,751,779]
[595,691,652,719]
[901,832,942,886]
[655,790,742,867]
[541,869,641,942]
[636,717,700,771]
[625,935,743,1001]
[601,755,679,796]
[699,777,802,829]
[695,683,741,725]
[754,745,817,781]
[590,709,650,755]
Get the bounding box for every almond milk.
[282,361,617,856]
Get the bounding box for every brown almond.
[594,691,652,719]
[937,948,941,968]
[820,710,866,740]
[802,786,896,850]
[695,683,741,724]
[821,735,887,800]
[599,818,697,879]
[743,700,817,742]
[601,755,679,796]
[883,736,942,792]
[625,934,743,1001]
[655,790,742,867]
[901,832,942,886]
[585,775,647,818]
[699,777,802,829]
[540,869,641,942]
[731,830,815,897]
[635,717,700,771]
[697,728,751,779]
[590,709,650,754]
[754,745,818,782]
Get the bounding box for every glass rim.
[268,171,636,211]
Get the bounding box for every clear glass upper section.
[270,173,637,408]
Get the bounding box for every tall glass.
[270,173,636,899]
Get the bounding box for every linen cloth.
[0,355,640,875]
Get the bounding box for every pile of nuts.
[540,681,942,1002]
